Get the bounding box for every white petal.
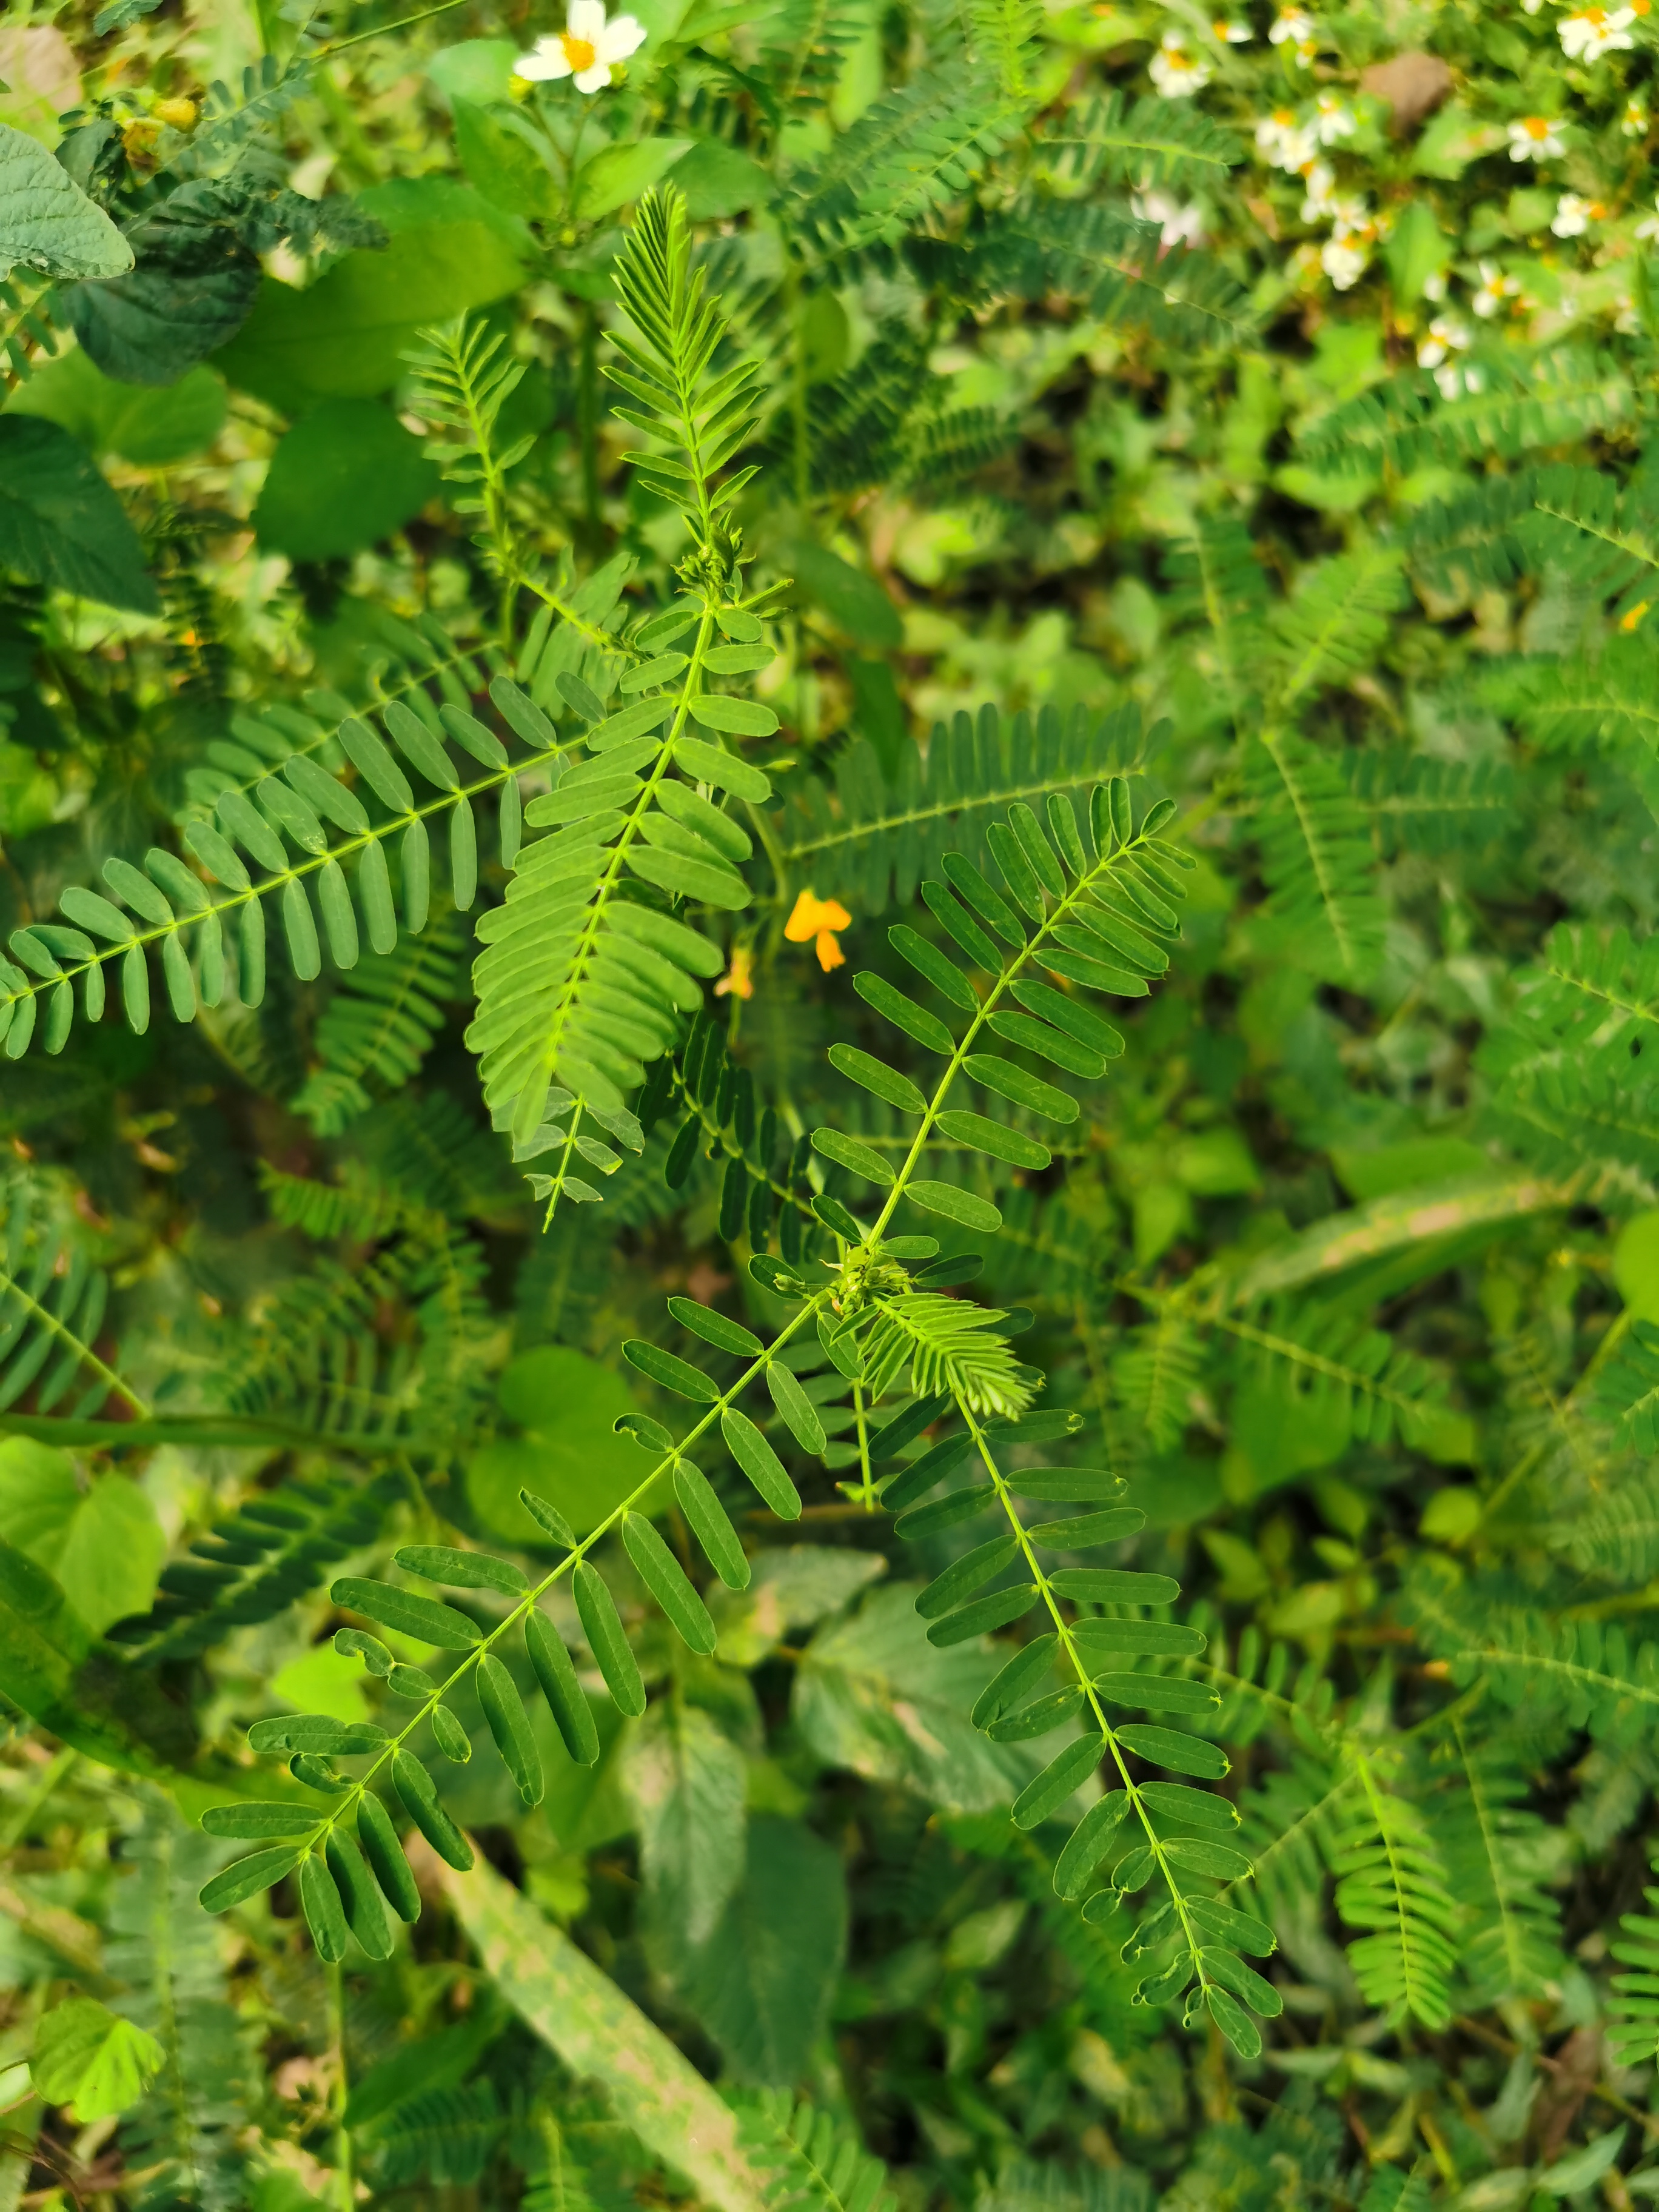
[600,13,648,58]
[568,0,608,43]
[574,60,612,90]
[514,37,569,75]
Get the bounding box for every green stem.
[329,1959,354,2212]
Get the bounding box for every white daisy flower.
[1132,189,1205,247]
[1255,107,1319,169]
[1635,195,1659,239]
[1558,6,1635,59]
[1327,193,1373,243]
[1212,16,1253,39]
[1150,33,1212,95]
[1269,7,1316,45]
[1434,363,1485,399]
[1472,261,1523,317]
[1550,192,1605,236]
[1623,97,1649,136]
[515,1,647,93]
[1313,92,1356,144]
[1423,270,1448,303]
[1298,160,1336,217]
[1416,313,1471,368]
[1321,237,1369,290]
[1507,116,1564,162]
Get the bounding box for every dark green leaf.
[623,1338,723,1401]
[674,1459,749,1589]
[0,418,158,614]
[667,1296,763,1357]
[934,1111,1050,1170]
[925,1584,1037,1644]
[827,1043,927,1114]
[722,1406,802,1518]
[200,1803,318,1838]
[573,1561,646,1715]
[1011,1733,1104,1829]
[811,1127,895,1186]
[392,1751,475,1871]
[1115,1724,1228,1778]
[301,1852,349,1963]
[766,1362,826,1455]
[853,972,955,1054]
[1054,1791,1131,1899]
[525,1610,601,1765]
[330,1576,484,1647]
[395,1545,528,1595]
[623,1509,717,1652]
[478,1650,545,1806]
[916,1534,1021,1619]
[199,1843,307,1913]
[908,1181,1002,1233]
[358,1794,422,1923]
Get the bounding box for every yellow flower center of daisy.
[1523,118,1548,137]
[561,32,598,69]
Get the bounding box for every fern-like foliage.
[108,1473,402,1661]
[734,2091,899,2212]
[0,668,544,1062]
[1268,550,1407,712]
[468,189,782,1201]
[108,1794,256,2212]
[1587,1331,1659,1461]
[1493,636,1659,755]
[792,64,1031,256]
[1433,1732,1565,2008]
[1346,751,1517,859]
[1036,91,1238,190]
[405,313,534,588]
[1223,1301,1450,1449]
[1407,1567,1659,1748]
[1162,517,1270,722]
[1295,346,1630,475]
[1329,1756,1458,2031]
[1244,731,1387,985]
[1610,1849,1659,2065]
[0,1174,142,1421]
[776,703,1151,917]
[291,916,467,1134]
[971,199,1248,344]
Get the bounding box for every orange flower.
[785,890,851,973]
[715,947,755,999]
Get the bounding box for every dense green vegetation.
[8,0,1659,2203]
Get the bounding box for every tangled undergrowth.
[6,0,1659,2204]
